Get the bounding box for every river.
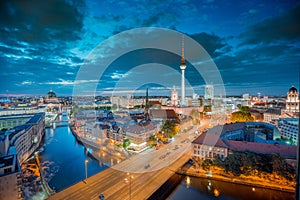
[168,175,294,200]
[23,114,107,199]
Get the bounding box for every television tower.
[180,35,186,106]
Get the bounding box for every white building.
[171,86,178,107]
[0,113,45,163]
[286,85,299,113]
[278,118,298,145]
[204,85,214,99]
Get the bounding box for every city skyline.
[0,0,299,96]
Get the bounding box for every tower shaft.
[181,69,185,104]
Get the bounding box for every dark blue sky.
[0,0,299,96]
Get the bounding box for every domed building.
[286,85,299,113]
[43,88,61,113]
[45,88,59,103]
[46,88,56,99]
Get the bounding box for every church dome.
[47,88,57,98]
[289,86,298,93]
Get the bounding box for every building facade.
[286,86,299,113]
[204,85,214,100]
[171,87,178,107]
[0,154,23,200]
[192,122,289,161]
[277,118,299,145]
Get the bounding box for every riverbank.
[69,125,129,160]
[177,164,295,193]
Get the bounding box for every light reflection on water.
[23,115,120,199]
[168,175,294,200]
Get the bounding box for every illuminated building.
[0,113,45,164]
[43,88,61,113]
[192,122,295,161]
[286,85,299,113]
[45,87,59,103]
[204,85,214,100]
[171,86,178,107]
[278,118,298,145]
[0,154,23,200]
[0,113,44,200]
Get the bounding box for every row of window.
[193,145,224,152]
[193,150,225,159]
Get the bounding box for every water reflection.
[169,176,294,200]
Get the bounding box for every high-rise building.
[204,85,214,99]
[180,35,186,106]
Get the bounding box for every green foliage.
[190,109,201,125]
[271,154,296,181]
[238,106,250,112]
[230,111,254,122]
[161,120,178,138]
[213,155,224,168]
[149,135,156,142]
[202,159,213,171]
[127,147,136,151]
[211,151,296,179]
[122,138,131,149]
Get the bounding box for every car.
[144,164,150,169]
[99,194,105,200]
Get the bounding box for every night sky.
[0,0,299,96]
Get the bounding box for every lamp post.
[124,173,134,200]
[85,159,89,182]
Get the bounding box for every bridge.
[48,127,197,200]
[48,152,191,200]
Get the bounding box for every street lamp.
[124,172,134,200]
[85,159,89,182]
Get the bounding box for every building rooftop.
[0,155,14,169]
[224,140,297,159]
[26,112,44,124]
[124,122,157,134]
[208,122,245,136]
[192,132,227,148]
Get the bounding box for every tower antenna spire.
[181,34,185,64]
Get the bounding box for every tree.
[238,106,250,112]
[122,138,131,149]
[271,153,296,181]
[230,111,254,122]
[190,109,200,125]
[161,120,178,138]
[149,135,156,142]
[202,159,213,171]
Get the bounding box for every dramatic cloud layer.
[0,0,299,96]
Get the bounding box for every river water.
[168,176,294,200]
[24,113,295,199]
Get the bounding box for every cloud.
[189,32,231,58]
[0,0,85,44]
[0,0,86,75]
[238,5,300,45]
